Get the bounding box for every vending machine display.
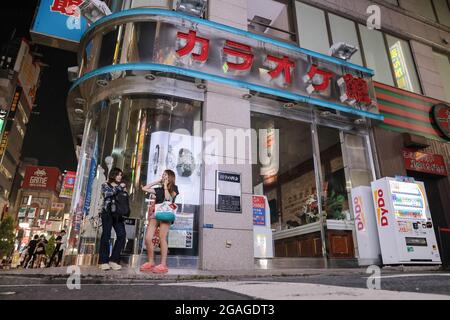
[371,177,441,265]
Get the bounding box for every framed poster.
[215,171,242,213]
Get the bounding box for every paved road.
[1,272,449,300]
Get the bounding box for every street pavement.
[0,266,449,300]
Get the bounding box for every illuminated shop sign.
[403,148,448,176]
[432,104,450,140]
[77,9,381,120]
[390,42,413,92]
[31,0,88,52]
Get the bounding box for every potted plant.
[326,191,346,220]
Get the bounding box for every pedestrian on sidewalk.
[98,168,127,271]
[23,235,39,268]
[140,169,179,274]
[47,230,67,267]
[33,235,47,268]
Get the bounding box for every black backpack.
[107,184,131,218]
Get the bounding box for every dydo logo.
[374,189,389,227]
[354,196,366,231]
[29,169,48,187]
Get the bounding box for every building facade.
[50,0,449,269]
[0,39,42,221]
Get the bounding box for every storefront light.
[19,223,30,229]
[329,42,359,61]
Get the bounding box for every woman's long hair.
[108,167,123,183]
[164,169,176,195]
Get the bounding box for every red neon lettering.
[342,74,371,104]
[266,55,295,84]
[50,0,82,15]
[305,64,333,92]
[176,30,210,62]
[223,40,254,71]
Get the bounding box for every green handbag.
[155,201,177,222]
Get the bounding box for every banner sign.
[60,171,77,198]
[31,0,88,52]
[22,166,62,191]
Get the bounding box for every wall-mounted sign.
[0,87,21,157]
[59,171,77,198]
[77,9,381,120]
[403,148,448,176]
[215,171,242,213]
[31,0,88,52]
[432,104,450,140]
[22,166,62,191]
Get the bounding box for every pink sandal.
[152,264,168,274]
[139,262,155,272]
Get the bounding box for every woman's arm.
[101,183,116,198]
[141,179,162,193]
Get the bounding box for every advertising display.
[146,131,202,206]
[371,177,441,265]
[31,0,88,52]
[169,212,194,249]
[350,186,381,266]
[252,195,274,259]
[0,87,21,158]
[22,166,62,192]
[16,40,41,110]
[59,171,77,198]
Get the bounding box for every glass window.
[433,0,450,27]
[399,0,437,21]
[386,35,421,93]
[251,113,317,230]
[328,13,363,66]
[433,51,450,102]
[295,1,330,55]
[317,127,349,221]
[247,0,295,42]
[384,0,399,5]
[358,24,395,86]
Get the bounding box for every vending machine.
[350,186,381,266]
[371,177,441,265]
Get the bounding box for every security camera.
[330,42,358,61]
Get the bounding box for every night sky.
[1,1,78,171]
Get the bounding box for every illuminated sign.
[403,148,447,176]
[59,171,77,198]
[31,0,88,52]
[390,42,413,92]
[76,9,381,120]
[0,88,21,157]
[432,104,450,140]
[22,166,62,191]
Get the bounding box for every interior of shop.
[251,112,351,258]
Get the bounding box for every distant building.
[0,38,42,219]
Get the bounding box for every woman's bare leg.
[158,222,170,267]
[145,219,158,265]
